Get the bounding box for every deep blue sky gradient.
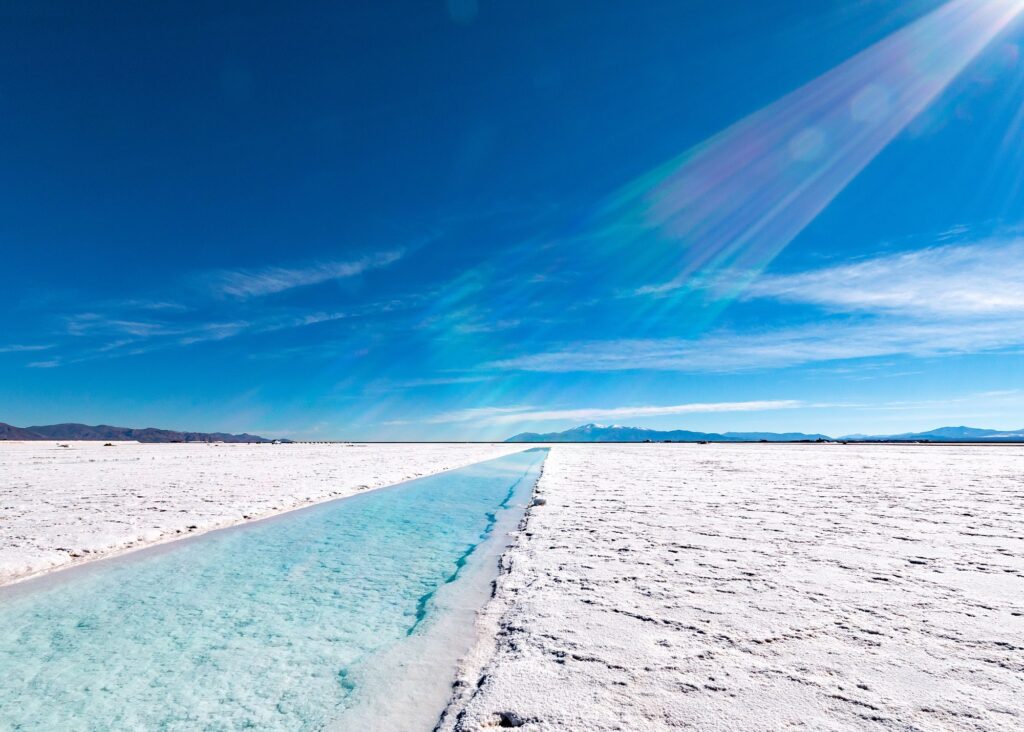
[3,0,1023,439]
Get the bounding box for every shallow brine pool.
[0,448,547,731]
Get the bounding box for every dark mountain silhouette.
[0,422,279,443]
[841,425,1024,441]
[505,423,829,442]
[506,423,1024,443]
[0,423,43,440]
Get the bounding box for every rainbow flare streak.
[599,0,1024,303]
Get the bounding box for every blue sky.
[3,0,1024,440]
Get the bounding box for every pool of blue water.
[0,448,547,731]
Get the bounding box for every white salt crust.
[440,443,1024,731]
[0,441,521,586]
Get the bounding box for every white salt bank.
[441,443,1024,731]
[0,441,521,585]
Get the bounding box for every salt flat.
[0,441,521,585]
[443,444,1024,731]
[4,441,1023,730]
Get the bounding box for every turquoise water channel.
[0,448,547,731]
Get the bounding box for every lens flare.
[596,0,1024,308]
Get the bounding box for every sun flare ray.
[595,0,1024,315]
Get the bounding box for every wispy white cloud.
[495,237,1024,375]
[176,321,252,345]
[66,314,184,338]
[209,250,404,298]
[973,388,1023,399]
[391,375,494,388]
[746,240,1024,316]
[63,313,256,349]
[489,316,1024,373]
[102,299,189,312]
[22,243,422,369]
[418,406,537,424]
[419,400,802,425]
[0,344,53,354]
[37,288,429,369]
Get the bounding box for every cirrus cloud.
[208,250,405,299]
[488,317,1024,373]
[745,239,1024,316]
[419,400,802,425]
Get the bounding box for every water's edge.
[432,457,547,732]
[324,451,548,731]
[0,453,520,597]
[0,448,549,731]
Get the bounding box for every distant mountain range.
[505,424,830,442]
[840,426,1024,442]
[0,422,278,443]
[505,423,1024,443]
[3,420,1021,444]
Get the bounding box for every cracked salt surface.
[442,443,1024,731]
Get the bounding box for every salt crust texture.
[0,441,521,585]
[443,444,1024,731]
